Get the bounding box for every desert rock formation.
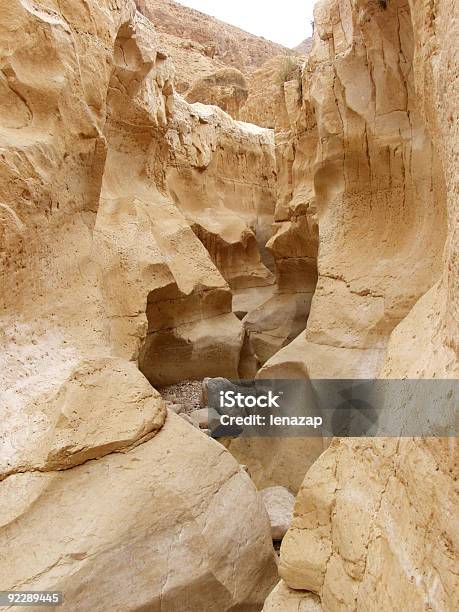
[0,1,278,608]
[260,0,447,381]
[1,413,278,610]
[264,0,459,609]
[135,0,313,123]
[135,0,291,107]
[295,37,313,55]
[0,0,457,610]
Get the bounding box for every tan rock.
[136,0,291,73]
[166,97,277,295]
[223,437,326,494]
[0,414,278,611]
[273,0,459,610]
[190,408,209,429]
[0,358,165,478]
[240,56,301,130]
[241,64,319,372]
[186,68,248,119]
[259,0,447,381]
[263,581,322,612]
[243,292,314,366]
[0,3,281,609]
[261,486,296,541]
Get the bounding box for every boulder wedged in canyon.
[0,413,278,611]
[265,0,459,609]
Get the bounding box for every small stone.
[260,486,295,541]
[169,403,185,414]
[190,408,209,428]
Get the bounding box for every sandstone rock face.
[240,56,302,130]
[223,437,326,494]
[224,55,320,492]
[240,54,319,370]
[1,357,165,478]
[0,414,278,611]
[263,581,322,612]
[260,0,446,380]
[270,0,459,609]
[165,97,277,295]
[0,1,279,608]
[1,0,457,609]
[135,0,311,132]
[279,437,458,610]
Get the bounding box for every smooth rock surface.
[0,414,278,611]
[263,581,322,612]
[261,486,296,541]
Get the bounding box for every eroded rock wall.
[266,0,458,609]
[261,0,446,380]
[0,1,278,608]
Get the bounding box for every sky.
[174,0,316,48]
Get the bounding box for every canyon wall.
[0,1,278,608]
[135,0,312,122]
[260,0,446,381]
[264,0,458,609]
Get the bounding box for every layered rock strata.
[136,0,290,74]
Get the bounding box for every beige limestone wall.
[265,0,458,609]
[0,2,279,608]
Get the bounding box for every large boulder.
[0,414,278,611]
[0,358,166,478]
